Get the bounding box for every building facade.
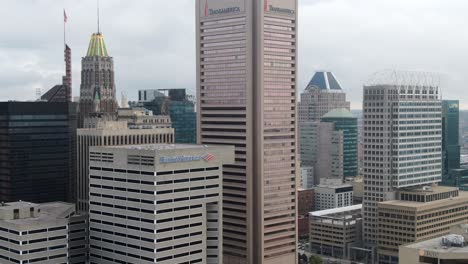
[321,108,359,178]
[196,0,298,263]
[298,71,350,123]
[79,32,117,127]
[0,201,86,264]
[76,121,174,214]
[362,72,442,250]
[399,224,468,263]
[0,102,77,203]
[442,100,461,184]
[314,178,353,211]
[298,189,314,238]
[309,204,362,259]
[88,144,234,264]
[117,107,172,129]
[378,186,468,263]
[135,89,196,143]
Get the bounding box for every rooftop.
[111,144,212,151]
[0,201,74,226]
[305,71,344,91]
[404,234,468,254]
[322,108,355,119]
[380,189,468,209]
[310,204,362,217]
[86,33,109,57]
[398,185,459,195]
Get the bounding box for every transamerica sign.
[265,0,296,16]
[202,0,244,17]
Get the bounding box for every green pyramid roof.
[86,33,109,57]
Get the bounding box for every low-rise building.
[298,189,315,238]
[88,144,234,264]
[378,186,468,264]
[117,107,171,129]
[314,178,353,210]
[399,224,468,263]
[309,204,362,259]
[0,201,86,264]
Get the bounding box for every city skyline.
[2,0,468,109]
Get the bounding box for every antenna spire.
[97,0,100,33]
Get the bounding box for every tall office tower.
[0,102,77,203]
[76,121,174,214]
[88,144,234,264]
[78,32,117,127]
[321,108,359,179]
[196,0,298,263]
[362,72,442,250]
[41,45,72,102]
[442,100,461,183]
[300,119,347,184]
[298,71,350,123]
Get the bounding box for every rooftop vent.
[441,235,465,248]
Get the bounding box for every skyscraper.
[442,100,461,183]
[362,72,442,250]
[196,0,298,263]
[299,71,350,123]
[76,121,174,214]
[321,108,358,179]
[0,102,77,203]
[78,32,117,126]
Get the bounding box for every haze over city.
[1,0,468,109]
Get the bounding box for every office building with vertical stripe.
[76,121,174,214]
[88,144,234,264]
[362,71,442,263]
[196,0,298,263]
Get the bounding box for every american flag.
[64,9,68,23]
[202,153,215,162]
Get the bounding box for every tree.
[309,255,323,264]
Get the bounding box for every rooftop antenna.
[97,0,100,34]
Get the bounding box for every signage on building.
[449,102,459,112]
[160,153,215,164]
[265,0,295,15]
[204,0,241,17]
[418,249,439,258]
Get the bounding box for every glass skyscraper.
[442,100,461,183]
[0,102,77,203]
[321,108,359,178]
[135,89,196,144]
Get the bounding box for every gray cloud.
[1,0,467,108]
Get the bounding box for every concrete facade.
[117,108,172,129]
[0,201,86,264]
[362,78,442,249]
[309,204,363,259]
[314,178,353,211]
[76,121,174,214]
[196,0,299,263]
[88,144,234,264]
[378,186,468,263]
[298,71,350,123]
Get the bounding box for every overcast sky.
[1,0,468,109]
